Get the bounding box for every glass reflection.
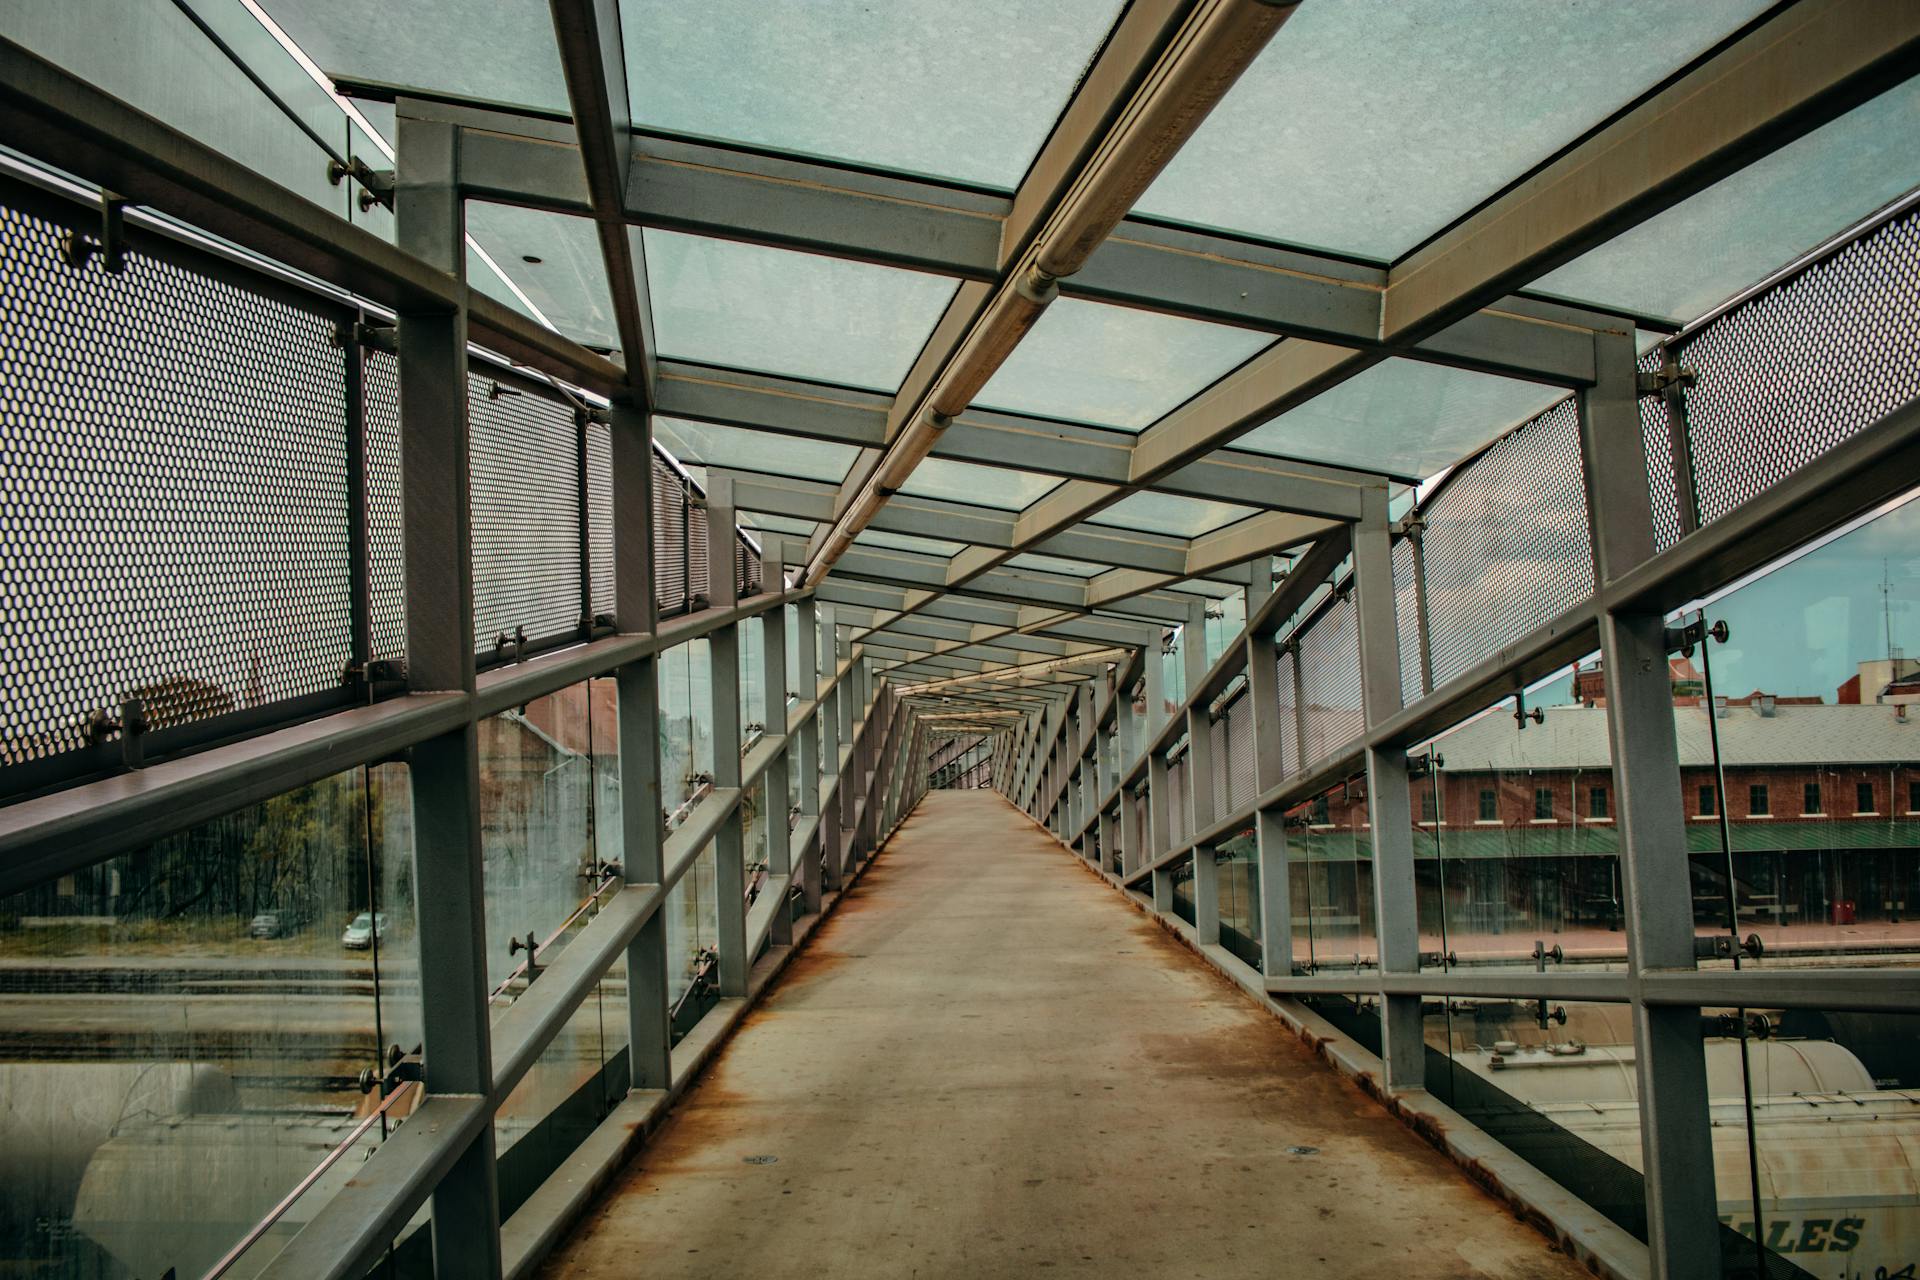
[0,766,415,1279]
[1681,492,1920,969]
[1285,779,1375,972]
[1409,658,1625,973]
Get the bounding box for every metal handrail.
[489,871,620,1003]
[201,1078,420,1280]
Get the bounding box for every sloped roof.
[1427,702,1920,772]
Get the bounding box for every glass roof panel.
[653,418,856,485]
[467,202,618,349]
[622,0,1124,189]
[743,513,819,540]
[1134,0,1771,260]
[856,529,967,558]
[1532,79,1920,324]
[972,299,1272,430]
[645,230,957,391]
[1087,492,1258,538]
[1006,553,1107,577]
[1235,359,1567,480]
[257,0,569,112]
[897,459,1059,510]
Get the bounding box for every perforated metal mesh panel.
[1274,648,1299,780]
[586,421,614,619]
[1676,210,1920,528]
[0,193,352,767]
[1418,398,1592,690]
[1638,348,1683,554]
[1209,712,1229,823]
[653,455,689,616]
[1296,594,1363,769]
[1225,690,1255,812]
[364,348,407,663]
[1166,756,1188,847]
[688,488,711,605]
[469,374,579,649]
[1392,536,1423,706]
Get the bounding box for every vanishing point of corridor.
[543,791,1582,1279]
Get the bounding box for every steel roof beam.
[669,367,1376,517]
[440,103,1608,386]
[547,0,654,396]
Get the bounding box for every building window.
[1533,787,1553,820]
[1589,787,1608,819]
[1420,788,1437,824]
[1749,783,1769,816]
[1312,795,1330,826]
[1856,781,1875,814]
[1911,779,1920,813]
[1699,784,1716,816]
[1803,781,1822,815]
[1478,788,1497,822]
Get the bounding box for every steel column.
[1355,489,1421,1090]
[1583,329,1720,1280]
[1245,626,1294,980]
[393,113,501,1280]
[610,399,671,1091]
[1184,603,1220,945]
[705,477,748,997]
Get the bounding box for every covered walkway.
[541,790,1579,1279]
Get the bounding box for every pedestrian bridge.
[1,3,1917,1279]
[539,790,1582,1280]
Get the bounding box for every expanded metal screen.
[1392,536,1423,705]
[1209,712,1229,823]
[469,373,580,651]
[1224,689,1256,813]
[1167,754,1188,847]
[1417,398,1592,691]
[1295,593,1363,770]
[0,184,353,773]
[1638,348,1684,554]
[364,348,407,663]
[688,487,711,606]
[1674,207,1920,529]
[653,454,690,616]
[586,421,614,620]
[1274,647,1299,780]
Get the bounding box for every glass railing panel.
[0,766,414,1279]
[1679,490,1920,972]
[1409,655,1623,974]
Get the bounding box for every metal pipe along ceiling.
[802,0,1300,587]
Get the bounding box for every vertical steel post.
[759,539,792,946]
[705,477,747,997]
[1583,330,1720,1279]
[610,399,670,1093]
[1245,623,1294,980]
[1148,747,1174,912]
[835,625,856,874]
[393,113,500,1280]
[1355,487,1422,1090]
[1184,604,1221,945]
[793,597,822,913]
[818,603,842,894]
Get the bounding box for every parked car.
[248,909,301,939]
[340,912,387,950]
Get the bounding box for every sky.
[1684,490,1920,702]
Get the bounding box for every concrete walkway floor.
[541,789,1584,1279]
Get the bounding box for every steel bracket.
[1662,616,1729,658]
[59,189,128,273]
[1693,932,1764,961]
